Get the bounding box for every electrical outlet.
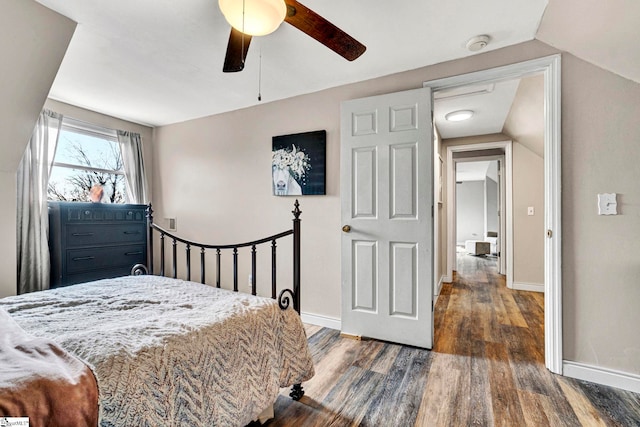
[164,217,177,231]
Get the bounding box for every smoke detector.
[466,35,490,52]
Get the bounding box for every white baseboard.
[434,276,444,296]
[563,361,640,394]
[300,312,341,330]
[512,281,544,293]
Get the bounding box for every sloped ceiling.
[29,0,639,128]
[502,75,544,158]
[1,0,75,171]
[434,80,521,140]
[536,0,640,84]
[414,0,640,142]
[34,0,548,126]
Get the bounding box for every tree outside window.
[48,126,126,203]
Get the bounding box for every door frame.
[450,150,511,285]
[423,54,562,374]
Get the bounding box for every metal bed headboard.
[141,200,302,314]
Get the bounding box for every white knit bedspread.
[0,275,314,426]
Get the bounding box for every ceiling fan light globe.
[219,0,286,36]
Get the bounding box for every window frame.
[48,117,127,203]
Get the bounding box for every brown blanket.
[0,308,98,427]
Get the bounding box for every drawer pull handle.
[72,256,95,261]
[72,233,94,237]
[123,231,141,235]
[125,251,143,256]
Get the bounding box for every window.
[48,118,127,203]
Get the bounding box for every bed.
[0,200,314,426]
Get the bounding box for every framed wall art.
[272,130,326,196]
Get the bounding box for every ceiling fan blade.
[283,0,366,61]
[223,27,252,73]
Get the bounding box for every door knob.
[342,225,351,233]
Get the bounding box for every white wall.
[485,176,498,236]
[512,143,544,285]
[456,181,485,244]
[0,0,75,297]
[153,96,343,318]
[503,75,545,157]
[562,53,640,374]
[501,74,545,286]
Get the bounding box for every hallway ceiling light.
[445,110,474,122]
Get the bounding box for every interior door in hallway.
[340,87,434,349]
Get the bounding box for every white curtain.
[16,109,64,294]
[118,131,148,204]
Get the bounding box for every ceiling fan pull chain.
[241,0,245,33]
[241,0,246,65]
[258,45,262,101]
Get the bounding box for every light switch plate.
[527,206,535,216]
[597,193,617,215]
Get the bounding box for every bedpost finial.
[292,199,301,219]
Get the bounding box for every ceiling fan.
[219,0,366,72]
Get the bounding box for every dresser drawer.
[65,244,146,274]
[65,206,146,222]
[66,223,146,247]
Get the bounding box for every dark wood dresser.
[48,202,148,288]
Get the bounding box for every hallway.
[437,251,543,359]
[433,252,548,424]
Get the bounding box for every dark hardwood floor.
[270,254,640,426]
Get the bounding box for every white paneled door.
[340,87,434,349]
